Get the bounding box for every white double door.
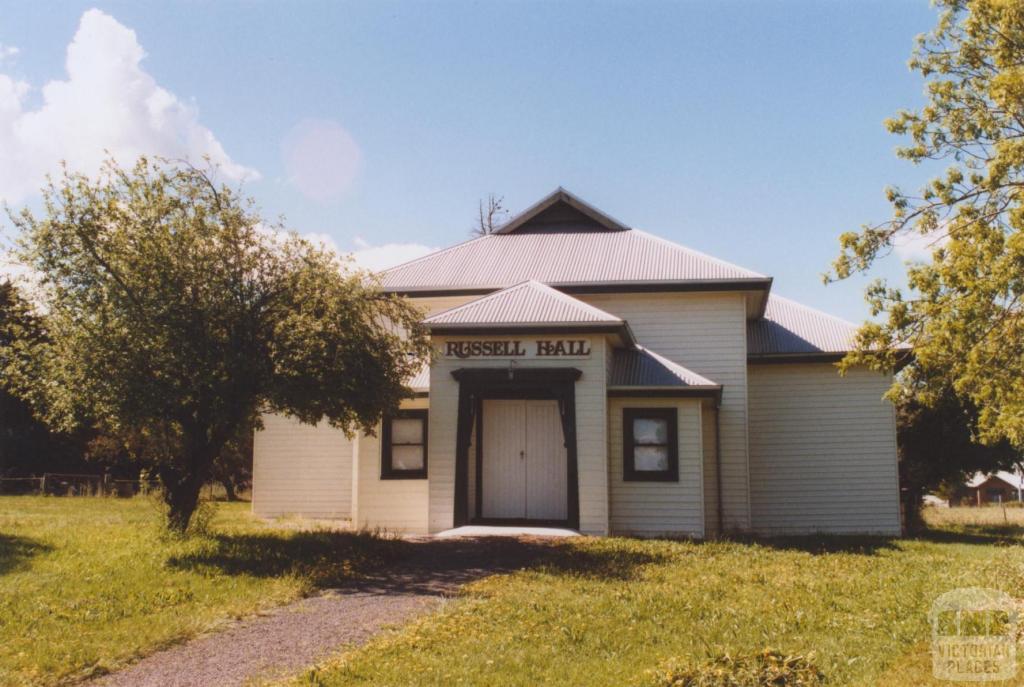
[481,399,568,521]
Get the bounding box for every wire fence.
[0,473,160,497]
[0,475,250,501]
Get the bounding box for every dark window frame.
[381,409,428,480]
[623,407,678,482]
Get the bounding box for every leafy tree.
[897,386,1019,530]
[3,158,430,531]
[0,281,86,479]
[830,0,1024,448]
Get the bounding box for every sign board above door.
[444,339,592,359]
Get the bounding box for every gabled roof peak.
[494,188,629,234]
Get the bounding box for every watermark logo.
[930,587,1018,682]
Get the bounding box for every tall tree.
[0,281,88,478]
[3,158,430,531]
[897,386,1019,529]
[830,0,1024,449]
[472,194,510,236]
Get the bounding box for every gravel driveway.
[89,536,556,687]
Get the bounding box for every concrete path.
[89,537,557,687]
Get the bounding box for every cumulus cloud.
[250,226,435,273]
[0,9,257,205]
[0,43,17,62]
[349,237,438,272]
[281,118,362,203]
[892,229,950,263]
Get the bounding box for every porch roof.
[422,280,636,344]
[608,346,722,401]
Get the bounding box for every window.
[623,408,678,481]
[381,409,428,479]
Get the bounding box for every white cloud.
[349,237,438,272]
[282,118,361,203]
[0,9,257,205]
[303,231,341,255]
[0,43,18,62]
[251,226,435,273]
[892,228,950,263]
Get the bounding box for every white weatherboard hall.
[253,189,901,537]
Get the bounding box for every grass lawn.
[0,496,397,687]
[290,508,1024,687]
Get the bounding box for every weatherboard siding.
[353,397,431,534]
[252,414,352,519]
[701,400,720,537]
[608,397,703,538]
[579,292,751,531]
[747,364,900,535]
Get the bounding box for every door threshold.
[436,524,580,539]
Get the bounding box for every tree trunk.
[903,487,925,534]
[164,478,202,533]
[220,478,237,502]
[159,444,218,533]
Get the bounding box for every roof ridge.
[630,229,766,279]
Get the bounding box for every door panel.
[481,400,526,518]
[525,400,568,520]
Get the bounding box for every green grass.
[4,498,1022,687]
[290,511,1024,687]
[0,496,397,686]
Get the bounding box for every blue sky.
[0,1,939,321]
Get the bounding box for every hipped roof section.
[380,189,770,314]
[747,295,860,361]
[609,346,722,401]
[423,280,636,345]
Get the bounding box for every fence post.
[40,474,47,495]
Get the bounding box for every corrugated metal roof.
[423,280,623,326]
[381,229,766,292]
[967,471,1024,489]
[747,295,859,357]
[609,346,719,388]
[407,364,429,393]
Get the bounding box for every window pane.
[634,446,669,472]
[391,418,423,445]
[391,445,424,471]
[633,418,667,444]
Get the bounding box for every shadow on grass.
[166,531,663,595]
[720,534,900,556]
[0,532,52,575]
[726,521,1024,555]
[530,541,668,580]
[914,524,1024,546]
[166,530,407,588]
